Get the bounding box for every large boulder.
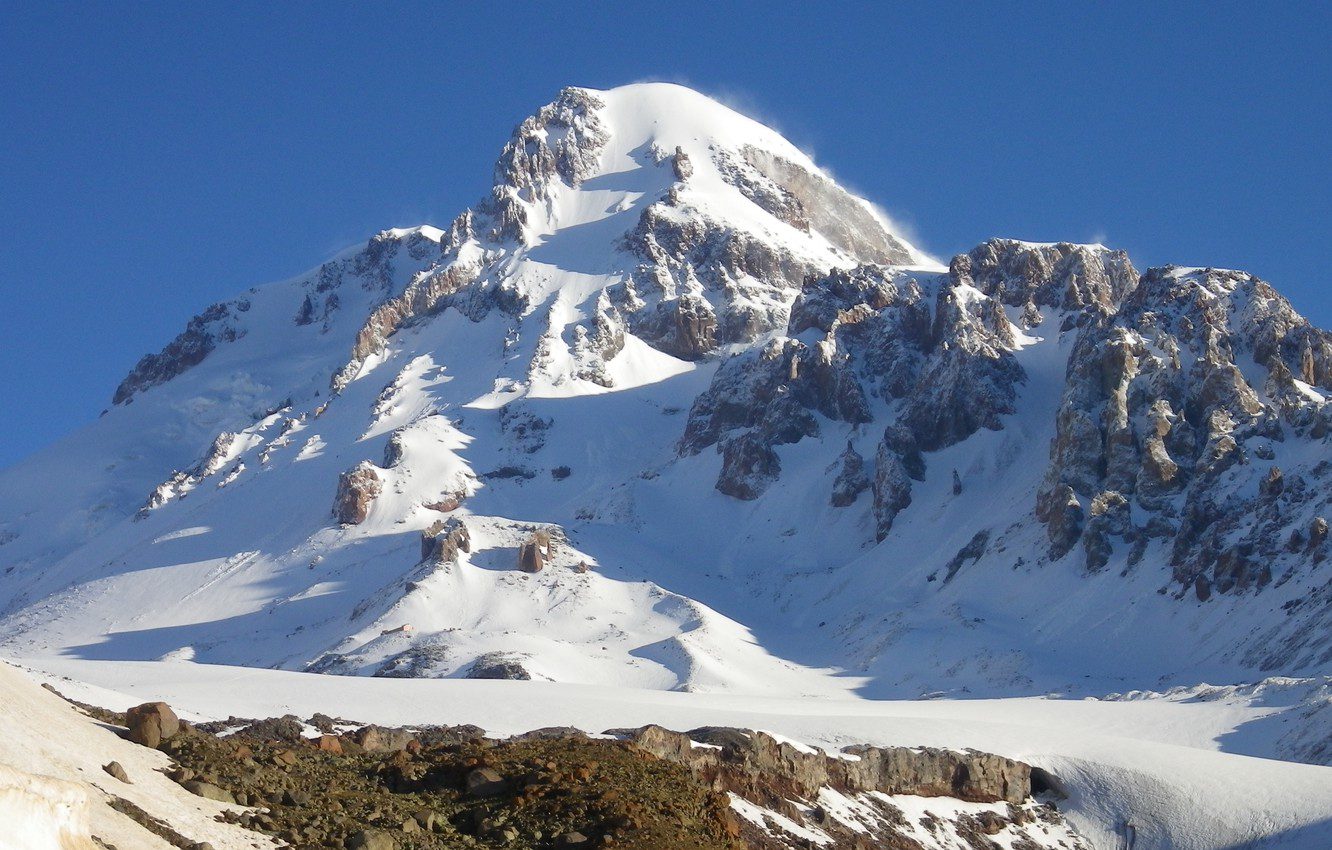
[182,780,235,804]
[347,829,398,850]
[125,702,180,748]
[352,725,417,753]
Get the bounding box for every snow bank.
[0,764,96,850]
[0,661,271,850]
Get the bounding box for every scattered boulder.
[125,702,180,748]
[312,734,343,754]
[101,761,130,783]
[353,725,417,753]
[347,829,397,850]
[465,766,508,798]
[182,780,235,804]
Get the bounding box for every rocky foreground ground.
[63,692,1084,850]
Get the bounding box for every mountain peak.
[475,83,934,270]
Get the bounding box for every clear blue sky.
[2,2,1329,468]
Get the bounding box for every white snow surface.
[0,661,272,850]
[0,82,1330,848]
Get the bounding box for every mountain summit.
[2,83,1331,706]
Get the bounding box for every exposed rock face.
[125,701,180,749]
[686,249,1032,507]
[333,462,383,525]
[1034,263,1332,603]
[617,196,819,357]
[113,300,248,405]
[681,336,871,498]
[954,239,1138,313]
[481,87,610,245]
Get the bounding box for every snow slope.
[0,661,271,850]
[18,657,1332,850]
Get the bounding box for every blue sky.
[2,2,1329,468]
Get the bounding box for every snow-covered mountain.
[2,82,1331,710]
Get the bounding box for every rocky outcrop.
[1034,263,1332,598]
[954,239,1138,313]
[630,293,717,361]
[830,442,870,507]
[680,336,872,498]
[716,432,781,500]
[333,462,383,525]
[619,200,815,353]
[420,517,471,563]
[138,430,250,517]
[620,725,1031,804]
[480,87,609,244]
[517,530,554,572]
[466,652,532,681]
[113,300,248,405]
[332,259,477,392]
[872,443,913,540]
